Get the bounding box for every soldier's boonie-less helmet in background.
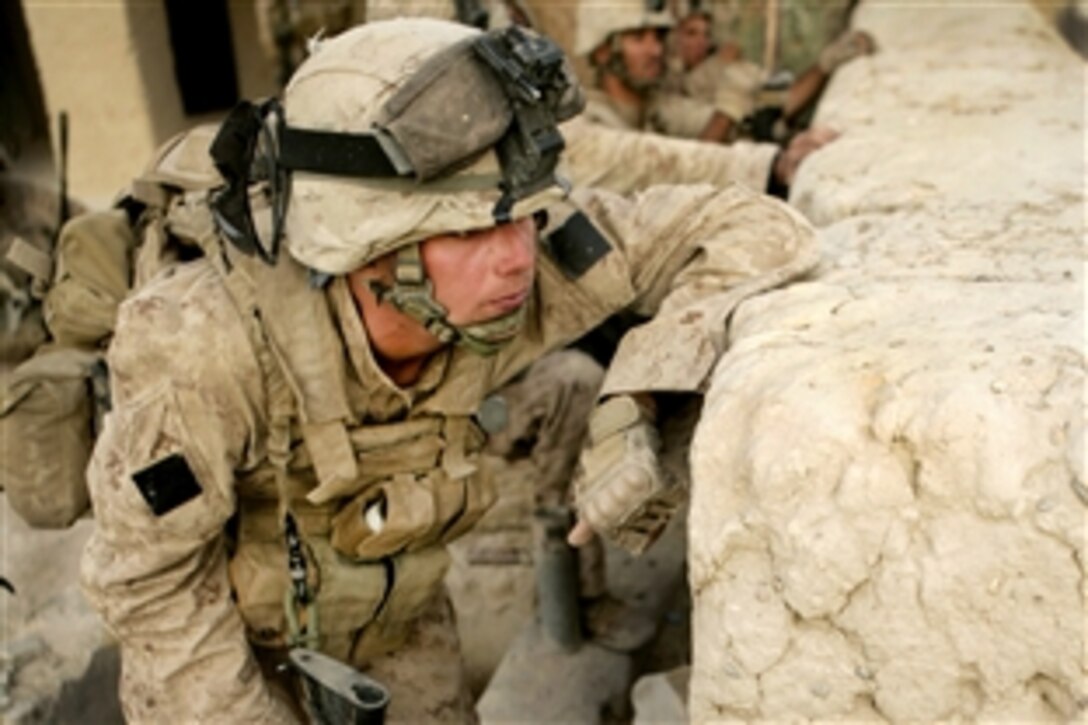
[574,0,675,58]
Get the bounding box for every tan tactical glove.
[569,395,683,555]
[818,30,877,73]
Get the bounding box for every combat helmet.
[208,18,584,354]
[669,0,713,22]
[573,0,674,58]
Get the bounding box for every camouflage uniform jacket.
[576,89,780,193]
[80,183,817,723]
[662,55,767,124]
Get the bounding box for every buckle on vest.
[283,512,321,649]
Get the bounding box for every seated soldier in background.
[666,0,875,143]
[572,0,837,196]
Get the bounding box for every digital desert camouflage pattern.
[579,85,725,142]
[570,93,783,194]
[665,54,766,123]
[81,181,815,723]
[486,350,604,511]
[561,115,779,195]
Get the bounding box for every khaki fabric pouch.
[0,345,102,528]
[229,534,387,661]
[330,464,496,561]
[44,210,135,347]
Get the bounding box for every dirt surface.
[0,499,110,723]
[450,454,694,718]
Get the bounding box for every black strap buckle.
[474,26,582,222]
[284,512,312,605]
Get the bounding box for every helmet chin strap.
[457,304,528,356]
[367,244,528,357]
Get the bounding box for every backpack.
[0,125,223,528]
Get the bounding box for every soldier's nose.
[490,220,536,276]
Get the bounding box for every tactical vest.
[4,123,637,663]
[160,175,640,665]
[225,215,638,662]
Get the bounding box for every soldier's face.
[421,216,537,327]
[618,28,665,85]
[675,14,713,69]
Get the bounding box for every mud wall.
[20,1,277,208]
[688,0,1085,721]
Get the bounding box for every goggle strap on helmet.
[210,24,582,267]
[277,122,404,178]
[208,98,290,265]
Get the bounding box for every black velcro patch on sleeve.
[544,211,612,280]
[132,453,203,517]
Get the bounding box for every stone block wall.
[688,1,1085,721]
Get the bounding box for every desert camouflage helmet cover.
[282,18,574,275]
[574,0,674,57]
[670,0,713,21]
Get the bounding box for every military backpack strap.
[220,241,322,649]
[166,194,360,651]
[241,250,358,504]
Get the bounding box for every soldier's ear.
[590,41,613,68]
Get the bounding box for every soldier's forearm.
[698,110,736,143]
[783,65,829,121]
